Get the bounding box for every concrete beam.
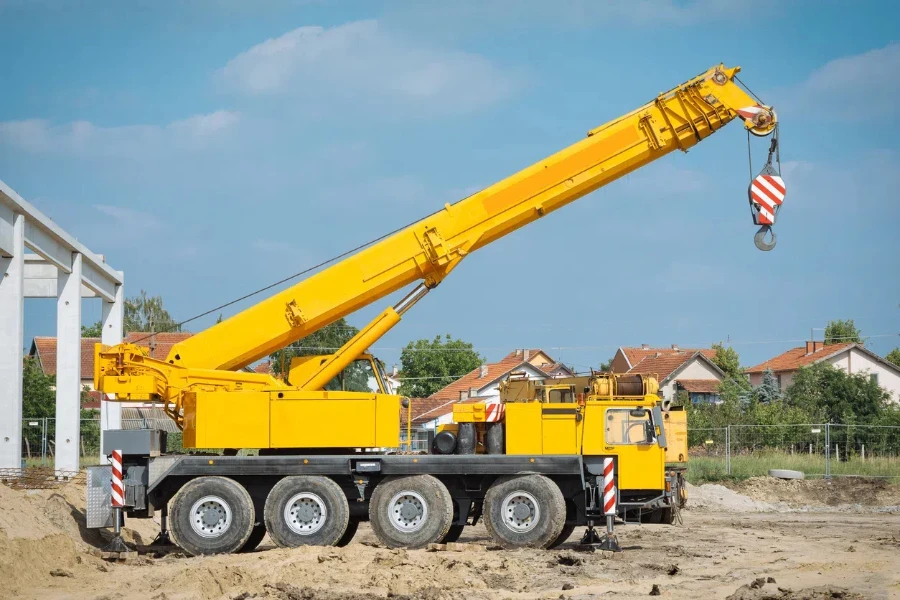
[0,203,14,257]
[81,259,116,302]
[23,255,97,298]
[55,252,82,476]
[0,177,122,286]
[0,213,24,469]
[99,278,124,464]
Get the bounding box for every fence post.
[725,426,731,476]
[41,418,48,466]
[824,423,831,479]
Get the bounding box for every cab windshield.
[605,408,656,445]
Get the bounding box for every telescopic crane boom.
[96,64,784,450]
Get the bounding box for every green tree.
[886,348,900,367]
[755,367,782,403]
[824,319,862,344]
[786,362,889,423]
[23,356,55,418]
[270,318,359,376]
[81,322,103,337]
[397,334,485,397]
[124,289,181,333]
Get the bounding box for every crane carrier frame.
[85,63,785,555]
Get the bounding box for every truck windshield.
[605,408,656,445]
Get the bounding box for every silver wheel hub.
[501,491,540,532]
[190,495,232,538]
[388,490,428,533]
[285,492,328,535]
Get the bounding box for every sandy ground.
[2,476,899,600]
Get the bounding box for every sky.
[1,0,899,376]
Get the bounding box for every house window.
[870,373,879,385]
[776,373,782,389]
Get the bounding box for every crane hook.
[754,224,776,251]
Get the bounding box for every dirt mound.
[683,482,786,512]
[732,476,900,509]
[726,578,867,599]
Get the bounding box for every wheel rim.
[500,491,540,532]
[190,495,232,538]
[284,492,328,535]
[388,490,428,533]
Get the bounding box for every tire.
[264,476,350,548]
[483,474,566,549]
[369,475,453,549]
[486,423,504,455]
[641,508,663,524]
[336,519,359,547]
[169,476,255,556]
[456,423,476,454]
[238,525,267,553]
[546,522,577,549]
[440,524,465,543]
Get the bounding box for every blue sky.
[2,0,898,374]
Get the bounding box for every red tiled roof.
[745,343,855,374]
[676,379,721,394]
[428,349,551,401]
[253,360,273,375]
[621,346,716,369]
[31,332,193,377]
[627,350,716,381]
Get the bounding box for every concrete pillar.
[0,213,25,470]
[55,252,82,476]
[99,278,124,464]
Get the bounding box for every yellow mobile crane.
[89,64,784,555]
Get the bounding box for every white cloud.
[388,0,785,29]
[93,204,162,229]
[773,42,900,118]
[218,20,524,116]
[0,110,240,157]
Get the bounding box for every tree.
[712,342,750,391]
[824,319,862,344]
[785,362,889,424]
[755,367,782,403]
[124,290,181,333]
[886,348,900,368]
[397,334,485,397]
[22,356,55,418]
[598,356,614,371]
[81,322,103,337]
[216,313,224,324]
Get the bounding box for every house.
[410,348,574,431]
[745,341,900,403]
[618,345,725,404]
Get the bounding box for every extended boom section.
[95,64,779,450]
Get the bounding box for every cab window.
[605,408,656,445]
[548,388,574,403]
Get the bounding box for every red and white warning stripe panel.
[602,457,616,515]
[111,449,124,508]
[484,402,505,423]
[750,174,785,224]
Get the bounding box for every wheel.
[238,525,267,552]
[440,524,465,543]
[486,422,504,454]
[264,476,350,548]
[336,519,359,547]
[546,522,577,549]
[368,475,453,549]
[483,474,566,549]
[641,508,663,524]
[169,476,255,556]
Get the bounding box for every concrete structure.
[746,341,900,403]
[1,178,124,475]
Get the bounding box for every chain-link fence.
[689,423,900,480]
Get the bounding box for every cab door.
[587,406,665,491]
[541,386,581,454]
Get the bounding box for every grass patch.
[686,451,900,483]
